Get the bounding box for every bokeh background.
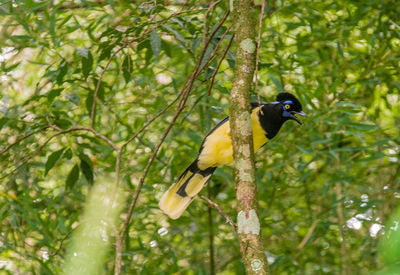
[0,0,399,274]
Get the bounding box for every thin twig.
[195,10,231,77]
[207,184,216,275]
[90,8,207,129]
[114,6,229,273]
[114,86,192,275]
[255,0,266,106]
[0,126,50,156]
[1,126,118,180]
[200,195,236,230]
[296,219,318,250]
[0,0,12,7]
[113,149,123,192]
[50,227,76,256]
[207,25,232,63]
[204,1,222,47]
[120,90,184,151]
[115,17,229,272]
[208,34,234,96]
[46,116,62,131]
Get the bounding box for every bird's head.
[276,92,306,125]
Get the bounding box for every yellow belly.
[197,107,268,170]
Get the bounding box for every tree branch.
[297,219,318,250]
[207,33,234,96]
[114,6,229,271]
[0,125,50,156]
[90,8,208,129]
[200,195,237,230]
[0,126,119,180]
[229,0,269,273]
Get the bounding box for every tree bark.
[229,0,269,274]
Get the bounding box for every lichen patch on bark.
[239,144,251,157]
[237,209,260,235]
[240,38,256,53]
[236,112,252,136]
[251,259,263,271]
[241,65,252,73]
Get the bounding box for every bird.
[159,92,306,219]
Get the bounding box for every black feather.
[276,92,302,112]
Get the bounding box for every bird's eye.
[285,104,291,109]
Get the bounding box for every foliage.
[0,0,399,274]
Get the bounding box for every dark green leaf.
[78,48,93,79]
[46,88,63,103]
[65,93,80,105]
[63,148,72,160]
[150,30,161,62]
[122,55,132,83]
[56,61,68,85]
[0,117,8,130]
[163,26,185,45]
[45,148,65,175]
[80,156,93,184]
[66,164,79,190]
[54,118,72,129]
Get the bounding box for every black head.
[276,92,306,125]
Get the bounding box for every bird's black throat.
[258,103,287,139]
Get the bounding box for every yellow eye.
[285,104,291,109]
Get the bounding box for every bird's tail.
[159,160,216,219]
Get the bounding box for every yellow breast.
[197,107,268,170]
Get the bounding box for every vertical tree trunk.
[229,0,269,274]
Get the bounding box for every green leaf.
[348,122,377,131]
[0,117,8,130]
[66,164,80,190]
[56,61,68,85]
[4,62,21,73]
[150,30,161,62]
[268,74,285,93]
[63,148,72,160]
[191,37,202,53]
[122,55,132,83]
[46,88,63,103]
[45,148,65,175]
[80,157,93,184]
[65,93,80,105]
[163,26,185,45]
[54,118,72,130]
[200,43,214,70]
[86,92,94,114]
[78,48,93,79]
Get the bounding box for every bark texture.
[229,0,270,274]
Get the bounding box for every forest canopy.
[0,0,399,274]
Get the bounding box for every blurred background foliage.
[0,0,399,274]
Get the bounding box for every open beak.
[290,111,307,125]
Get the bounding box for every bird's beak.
[290,111,307,125]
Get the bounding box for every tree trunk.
[229,0,269,274]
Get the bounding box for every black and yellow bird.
[159,92,306,219]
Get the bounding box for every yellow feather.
[159,171,212,219]
[160,106,269,219]
[198,107,268,170]
[159,171,192,218]
[185,174,211,197]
